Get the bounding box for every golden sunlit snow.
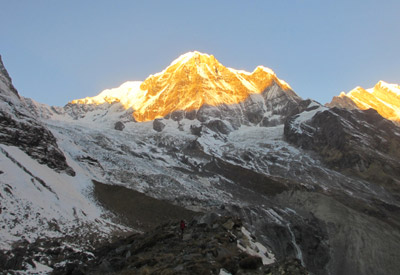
[71,51,292,122]
[340,81,400,123]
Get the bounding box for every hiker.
[180,220,186,238]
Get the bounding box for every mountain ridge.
[327,80,400,123]
[71,51,295,122]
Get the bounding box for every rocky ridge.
[327,80,400,124]
[0,55,74,175]
[285,100,400,197]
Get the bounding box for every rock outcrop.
[285,101,400,192]
[48,214,307,275]
[153,118,166,132]
[114,121,125,131]
[0,56,74,175]
[0,55,19,97]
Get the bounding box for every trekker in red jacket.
[180,220,186,238]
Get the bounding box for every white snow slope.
[0,143,127,250]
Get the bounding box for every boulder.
[153,119,166,132]
[114,121,125,131]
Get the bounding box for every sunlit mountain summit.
[327,81,400,123]
[71,51,294,122]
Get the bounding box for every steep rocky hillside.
[1,213,307,275]
[0,56,74,175]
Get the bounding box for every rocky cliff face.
[283,100,400,274]
[0,57,131,256]
[0,55,19,98]
[285,100,400,193]
[0,56,74,175]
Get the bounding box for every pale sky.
[1,0,399,106]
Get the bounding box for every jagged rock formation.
[283,100,400,274]
[0,57,130,252]
[285,100,400,194]
[0,55,74,175]
[0,56,19,97]
[327,81,400,124]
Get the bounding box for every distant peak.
[0,55,20,98]
[72,52,295,122]
[374,80,400,95]
[328,80,400,123]
[376,80,388,86]
[255,66,276,75]
[180,50,210,58]
[374,80,388,90]
[169,51,213,66]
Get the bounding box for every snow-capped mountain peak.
[372,80,400,96]
[71,51,294,122]
[327,80,400,123]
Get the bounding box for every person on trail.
[180,220,186,238]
